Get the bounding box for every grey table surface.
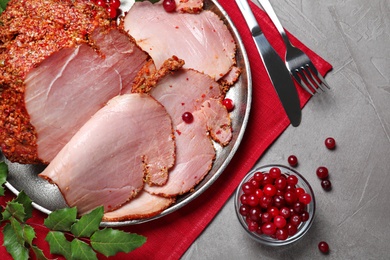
[183,0,390,259]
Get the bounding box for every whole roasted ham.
[39,94,175,215]
[123,1,236,81]
[0,0,149,164]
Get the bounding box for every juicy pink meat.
[103,191,175,221]
[149,69,222,125]
[145,108,215,196]
[39,94,175,215]
[146,68,232,196]
[24,27,148,163]
[123,1,236,80]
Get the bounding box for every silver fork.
[256,0,330,95]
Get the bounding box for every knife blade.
[235,0,301,127]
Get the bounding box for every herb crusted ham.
[0,0,150,164]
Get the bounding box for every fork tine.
[291,70,315,95]
[296,68,321,94]
[307,63,331,90]
[303,65,327,92]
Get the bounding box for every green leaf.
[91,228,146,257]
[31,245,48,260]
[71,239,97,260]
[44,207,77,231]
[14,191,33,221]
[45,231,72,259]
[22,224,36,246]
[71,206,103,238]
[0,162,8,196]
[2,220,29,260]
[2,202,26,222]
[0,0,10,10]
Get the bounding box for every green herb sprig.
[0,162,146,259]
[0,0,9,14]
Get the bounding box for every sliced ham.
[123,1,236,81]
[145,67,232,196]
[103,191,175,221]
[39,94,175,215]
[149,68,222,125]
[24,27,149,163]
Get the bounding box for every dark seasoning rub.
[0,0,113,164]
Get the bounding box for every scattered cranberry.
[93,0,121,19]
[288,155,298,167]
[163,0,176,12]
[321,179,332,191]
[316,166,329,180]
[238,167,313,241]
[182,112,194,123]
[318,241,330,254]
[325,137,336,150]
[223,98,235,112]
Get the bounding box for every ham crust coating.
[0,0,112,164]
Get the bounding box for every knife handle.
[235,0,262,36]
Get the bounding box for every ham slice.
[24,27,149,163]
[39,94,175,215]
[123,1,236,81]
[103,191,175,221]
[144,67,232,196]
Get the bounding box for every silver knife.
[235,0,301,127]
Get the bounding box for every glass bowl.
[234,164,316,246]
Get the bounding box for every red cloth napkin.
[0,1,332,259]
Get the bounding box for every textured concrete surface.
[183,0,390,259]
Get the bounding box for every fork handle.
[255,0,291,47]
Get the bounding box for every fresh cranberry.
[247,194,259,207]
[162,0,176,12]
[301,211,310,221]
[286,223,298,236]
[182,112,194,123]
[286,175,298,185]
[263,184,277,196]
[275,228,289,240]
[274,176,287,190]
[260,212,272,223]
[273,195,286,208]
[259,195,273,209]
[318,241,330,254]
[267,206,279,218]
[240,194,248,205]
[247,220,259,232]
[316,166,329,179]
[321,179,332,191]
[109,0,121,9]
[261,222,277,236]
[299,193,312,205]
[253,172,264,182]
[222,98,234,112]
[262,174,274,185]
[284,190,298,204]
[279,207,291,219]
[273,215,287,228]
[292,201,305,213]
[325,137,336,149]
[255,189,263,199]
[106,7,117,19]
[290,214,302,226]
[249,207,262,222]
[239,205,249,216]
[96,0,107,8]
[287,155,298,167]
[269,167,281,178]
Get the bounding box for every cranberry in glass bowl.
[234,165,316,246]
